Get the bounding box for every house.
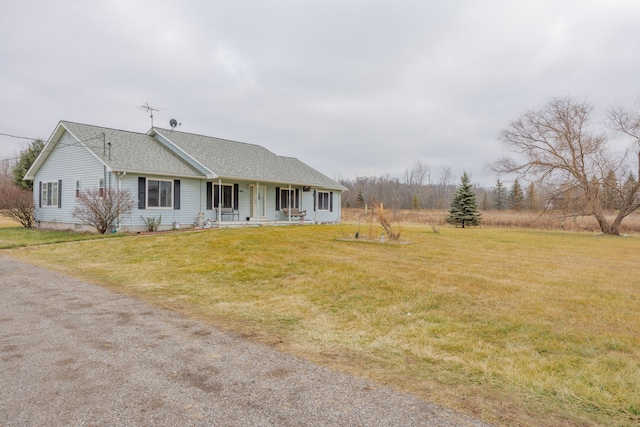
[24,121,346,232]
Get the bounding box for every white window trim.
[41,181,58,208]
[51,181,58,207]
[147,178,173,209]
[279,188,299,210]
[216,183,234,209]
[318,191,330,211]
[99,178,104,198]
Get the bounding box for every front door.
[250,186,267,219]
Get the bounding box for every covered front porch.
[203,179,337,225]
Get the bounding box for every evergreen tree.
[411,194,420,210]
[480,190,490,210]
[526,182,537,210]
[493,179,507,210]
[602,170,618,211]
[13,139,44,191]
[623,173,637,205]
[355,189,365,208]
[509,179,524,210]
[446,172,481,228]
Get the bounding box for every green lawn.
[2,225,638,427]
[0,226,123,249]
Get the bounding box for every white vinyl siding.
[33,131,105,225]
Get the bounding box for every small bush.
[141,215,162,232]
[0,186,35,228]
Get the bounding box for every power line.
[0,131,104,150]
[0,156,20,163]
[0,132,41,141]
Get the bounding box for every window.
[318,191,330,211]
[220,185,233,208]
[51,181,58,207]
[99,178,104,198]
[147,179,172,208]
[138,177,180,210]
[42,182,48,206]
[207,183,238,210]
[39,180,61,208]
[75,180,80,198]
[277,188,299,210]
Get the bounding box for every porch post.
[217,178,222,222]
[288,184,292,221]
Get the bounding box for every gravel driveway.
[0,254,490,426]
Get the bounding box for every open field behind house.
[2,224,639,427]
[342,208,640,235]
[0,215,21,228]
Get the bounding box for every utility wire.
[0,132,106,152]
[0,132,40,141]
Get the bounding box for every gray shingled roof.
[153,128,346,190]
[50,122,345,190]
[62,122,203,178]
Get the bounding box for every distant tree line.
[340,160,549,211]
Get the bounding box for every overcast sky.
[1,0,639,186]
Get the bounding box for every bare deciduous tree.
[434,166,454,209]
[0,187,35,228]
[72,188,136,234]
[0,154,17,191]
[494,97,640,235]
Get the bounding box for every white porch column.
[217,178,222,222]
[287,184,291,221]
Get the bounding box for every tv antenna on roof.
[137,102,163,128]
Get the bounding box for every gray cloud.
[2,0,640,186]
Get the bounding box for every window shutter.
[38,181,42,208]
[58,180,62,208]
[275,187,280,210]
[214,185,220,208]
[295,188,300,208]
[206,182,212,210]
[174,180,180,210]
[138,177,146,209]
[330,192,333,212]
[313,191,316,211]
[233,184,239,210]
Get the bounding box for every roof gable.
[62,122,203,178]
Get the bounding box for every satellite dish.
[169,119,178,128]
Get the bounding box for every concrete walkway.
[0,255,489,426]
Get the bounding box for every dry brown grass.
[342,208,640,235]
[4,225,639,426]
[0,214,21,228]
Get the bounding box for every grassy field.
[0,215,21,228]
[343,208,640,235]
[2,224,639,426]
